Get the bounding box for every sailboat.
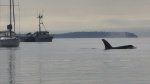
[24,14,53,42]
[0,0,20,47]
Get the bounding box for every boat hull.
[23,36,53,42]
[0,37,20,47]
[35,37,53,42]
[24,37,35,42]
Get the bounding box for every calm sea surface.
[0,38,150,84]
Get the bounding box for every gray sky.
[1,0,150,37]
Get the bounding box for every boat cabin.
[0,31,16,37]
[33,31,50,37]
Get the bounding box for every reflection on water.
[9,48,16,84]
[1,38,150,84]
[0,47,18,84]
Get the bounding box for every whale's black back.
[102,39,136,50]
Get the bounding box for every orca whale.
[102,39,136,50]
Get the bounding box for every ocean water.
[0,38,150,84]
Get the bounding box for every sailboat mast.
[12,0,15,32]
[7,0,13,37]
[10,0,12,25]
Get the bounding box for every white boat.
[0,31,20,47]
[0,0,20,47]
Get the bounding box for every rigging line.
[41,20,47,31]
[0,0,1,18]
[0,2,1,24]
[17,0,21,34]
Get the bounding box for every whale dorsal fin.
[102,39,112,49]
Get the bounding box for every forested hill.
[53,32,138,38]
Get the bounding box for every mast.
[38,14,43,32]
[12,0,15,32]
[39,15,41,32]
[7,0,13,37]
[10,0,12,25]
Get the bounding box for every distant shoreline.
[18,31,138,38]
[53,31,138,38]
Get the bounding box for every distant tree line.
[53,31,138,38]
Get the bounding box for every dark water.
[0,38,150,84]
